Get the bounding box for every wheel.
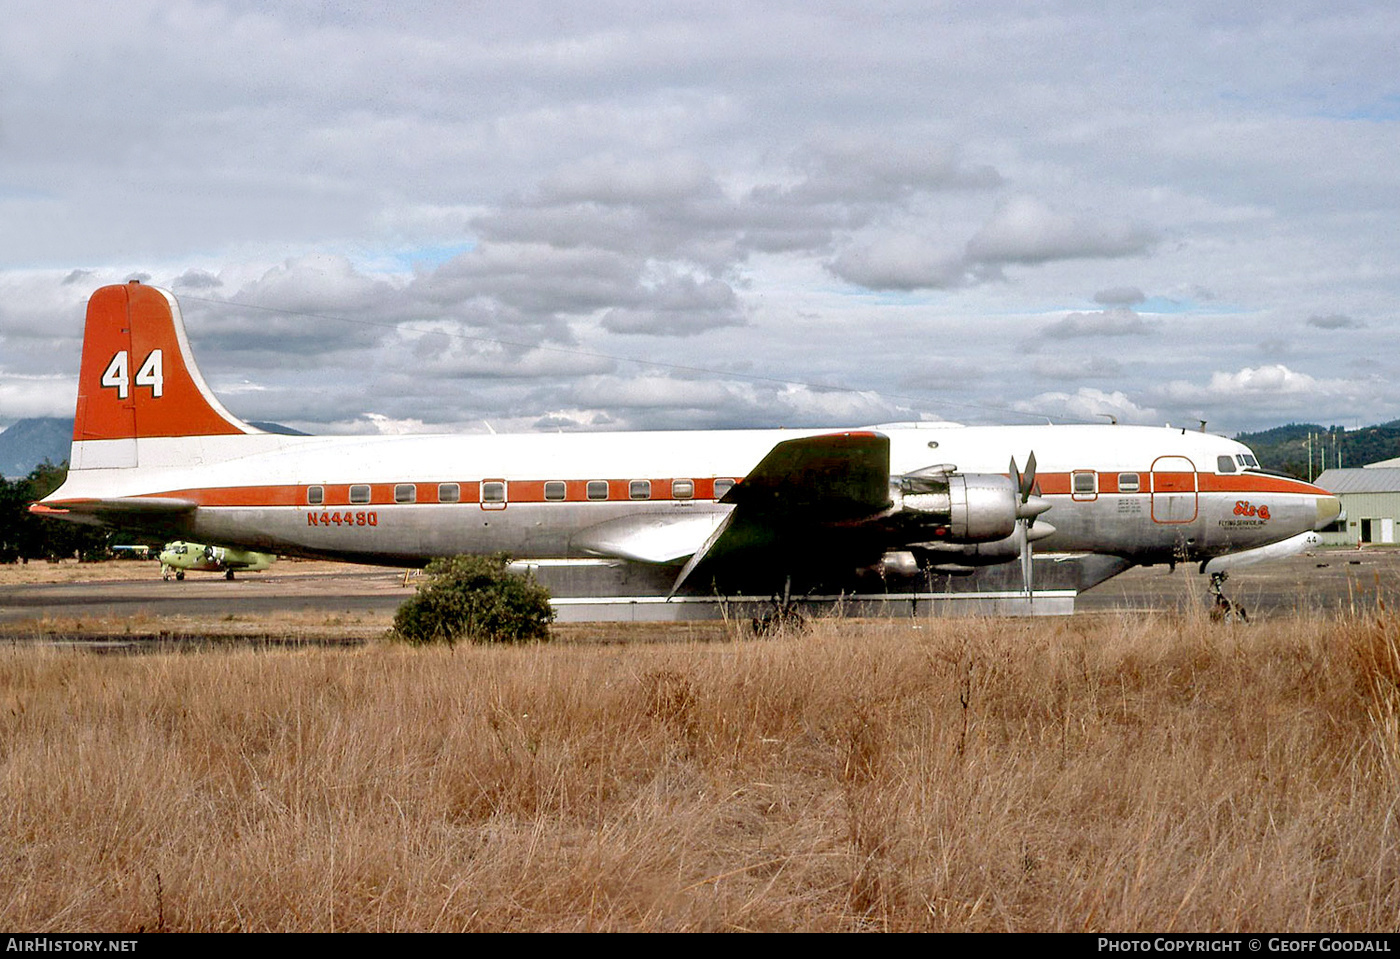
[175,570,184,581]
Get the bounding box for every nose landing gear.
[1208,571,1249,623]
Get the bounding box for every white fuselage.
[48,421,1335,573]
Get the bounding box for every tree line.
[0,462,113,563]
[1234,420,1400,480]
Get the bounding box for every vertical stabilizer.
[71,283,257,468]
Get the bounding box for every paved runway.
[4,549,1396,634]
[0,562,411,626]
[1075,547,1399,618]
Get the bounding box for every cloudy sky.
[2,1,1397,437]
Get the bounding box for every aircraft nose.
[1314,493,1341,531]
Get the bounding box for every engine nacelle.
[911,522,1056,568]
[875,551,981,577]
[893,472,1021,543]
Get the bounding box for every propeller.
[1009,453,1049,602]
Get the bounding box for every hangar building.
[1315,462,1400,546]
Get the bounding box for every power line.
[180,293,1058,425]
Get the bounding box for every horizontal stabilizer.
[36,496,197,516]
[31,496,197,537]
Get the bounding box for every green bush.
[391,554,554,646]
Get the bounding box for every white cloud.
[1041,308,1154,338]
[537,154,720,206]
[1031,355,1124,380]
[2,4,1399,434]
[965,196,1155,266]
[1094,287,1146,307]
[360,413,433,435]
[1307,313,1365,330]
[1167,364,1331,401]
[1013,388,1159,426]
[0,374,77,422]
[827,236,972,291]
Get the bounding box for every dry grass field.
[2,604,1399,932]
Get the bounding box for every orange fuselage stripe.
[49,471,1324,510]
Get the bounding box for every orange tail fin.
[73,282,255,445]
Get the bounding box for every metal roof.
[1316,468,1400,494]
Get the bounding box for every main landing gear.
[751,601,807,636]
[750,575,809,636]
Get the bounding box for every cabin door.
[1150,455,1198,524]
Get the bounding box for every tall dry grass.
[1,606,1398,931]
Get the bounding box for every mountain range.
[0,418,306,479]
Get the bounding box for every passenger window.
[713,478,735,499]
[1118,472,1140,493]
[672,479,694,500]
[349,485,371,505]
[586,480,609,501]
[307,486,324,506]
[629,480,651,500]
[481,481,506,503]
[1217,456,1236,474]
[438,483,460,503]
[1072,471,1097,496]
[395,483,417,503]
[544,481,567,501]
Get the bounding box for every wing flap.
[571,512,729,565]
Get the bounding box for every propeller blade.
[1009,455,1022,500]
[1015,451,1038,601]
[1018,520,1033,602]
[1021,450,1037,502]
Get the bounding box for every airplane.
[30,281,1342,619]
[158,540,275,580]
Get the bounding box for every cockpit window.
[1238,454,1259,469]
[1217,455,1236,474]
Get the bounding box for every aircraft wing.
[670,431,892,595]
